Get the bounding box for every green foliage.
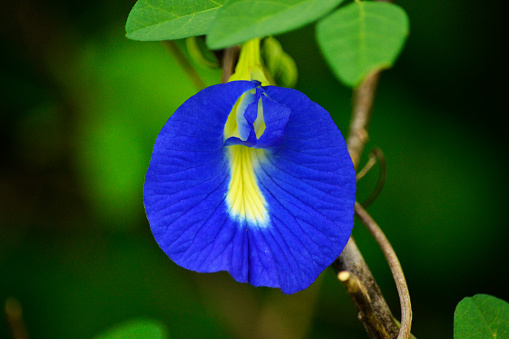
[94,319,168,339]
[316,1,409,87]
[126,0,225,41]
[125,0,410,89]
[206,0,343,49]
[454,294,509,338]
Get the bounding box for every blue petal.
[251,86,356,293]
[255,94,291,148]
[241,96,261,144]
[224,88,291,148]
[144,82,356,294]
[234,88,258,142]
[144,80,257,268]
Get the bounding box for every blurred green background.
[0,0,506,338]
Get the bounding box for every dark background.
[1,0,507,338]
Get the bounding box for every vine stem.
[338,271,391,339]
[334,71,401,338]
[354,202,413,339]
[347,71,379,168]
[336,68,414,338]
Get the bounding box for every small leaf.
[316,1,409,87]
[454,294,509,339]
[126,0,225,41]
[94,319,168,339]
[207,0,344,49]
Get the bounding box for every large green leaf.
[94,319,168,339]
[206,0,343,49]
[316,1,409,87]
[126,0,225,41]
[454,294,509,338]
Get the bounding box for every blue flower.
[144,80,356,294]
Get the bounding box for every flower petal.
[144,80,258,274]
[144,82,356,294]
[249,86,356,293]
[224,88,291,148]
[255,94,291,148]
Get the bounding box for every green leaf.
[316,1,409,87]
[94,319,168,339]
[207,0,344,49]
[126,0,225,41]
[454,294,509,339]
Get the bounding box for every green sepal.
[186,37,220,69]
[262,37,298,88]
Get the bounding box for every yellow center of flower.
[224,38,271,226]
[226,145,268,225]
[224,93,269,226]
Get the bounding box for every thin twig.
[338,271,390,339]
[163,40,207,91]
[354,203,413,339]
